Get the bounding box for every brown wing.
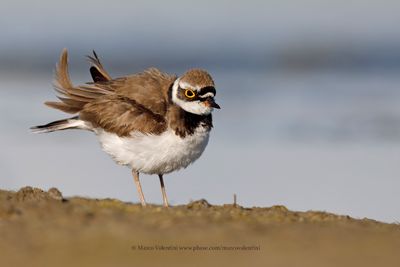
[94,68,176,117]
[45,49,177,136]
[46,49,176,116]
[78,68,176,136]
[45,49,114,114]
[79,94,167,136]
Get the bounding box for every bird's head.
[172,69,220,115]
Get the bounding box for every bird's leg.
[132,170,146,206]
[158,174,169,207]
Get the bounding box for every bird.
[31,49,220,207]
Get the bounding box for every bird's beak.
[205,97,221,109]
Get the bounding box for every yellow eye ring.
[184,89,196,98]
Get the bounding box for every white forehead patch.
[199,92,215,98]
[179,81,201,91]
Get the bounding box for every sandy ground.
[0,187,399,267]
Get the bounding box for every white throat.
[172,78,213,115]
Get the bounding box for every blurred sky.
[0,0,400,223]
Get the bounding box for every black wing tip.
[90,67,108,83]
[92,50,98,59]
[30,124,48,130]
[86,50,99,61]
[30,125,49,133]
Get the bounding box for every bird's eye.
[184,89,196,98]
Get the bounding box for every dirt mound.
[0,186,399,267]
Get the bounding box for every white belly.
[95,127,210,174]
